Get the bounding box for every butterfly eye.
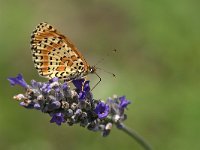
[89,67,96,73]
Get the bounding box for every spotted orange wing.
[30,22,89,81]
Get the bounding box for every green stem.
[118,123,153,150]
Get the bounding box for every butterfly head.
[88,66,97,74]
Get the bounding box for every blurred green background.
[1,0,200,150]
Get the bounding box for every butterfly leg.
[81,77,88,91]
[91,72,101,91]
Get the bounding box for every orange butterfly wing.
[30,22,89,80]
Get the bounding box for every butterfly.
[30,22,97,82]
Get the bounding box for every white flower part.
[113,94,118,99]
[61,101,69,109]
[37,95,44,101]
[71,90,77,97]
[105,123,112,130]
[13,94,25,101]
[113,114,121,123]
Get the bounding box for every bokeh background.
[1,0,200,150]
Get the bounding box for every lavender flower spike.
[9,74,152,150]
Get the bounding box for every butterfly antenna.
[94,58,105,67]
[91,49,117,91]
[96,67,116,77]
[91,72,102,91]
[94,49,117,66]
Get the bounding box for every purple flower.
[34,103,41,110]
[62,82,68,90]
[49,77,59,83]
[39,78,59,93]
[50,112,65,126]
[83,80,90,92]
[72,79,90,100]
[95,102,110,119]
[40,83,51,93]
[8,74,28,88]
[119,96,131,109]
[20,101,34,109]
[72,79,90,92]
[72,79,84,91]
[31,80,39,88]
[78,91,86,100]
[48,101,61,111]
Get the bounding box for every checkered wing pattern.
[30,22,89,81]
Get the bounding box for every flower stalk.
[118,123,153,150]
